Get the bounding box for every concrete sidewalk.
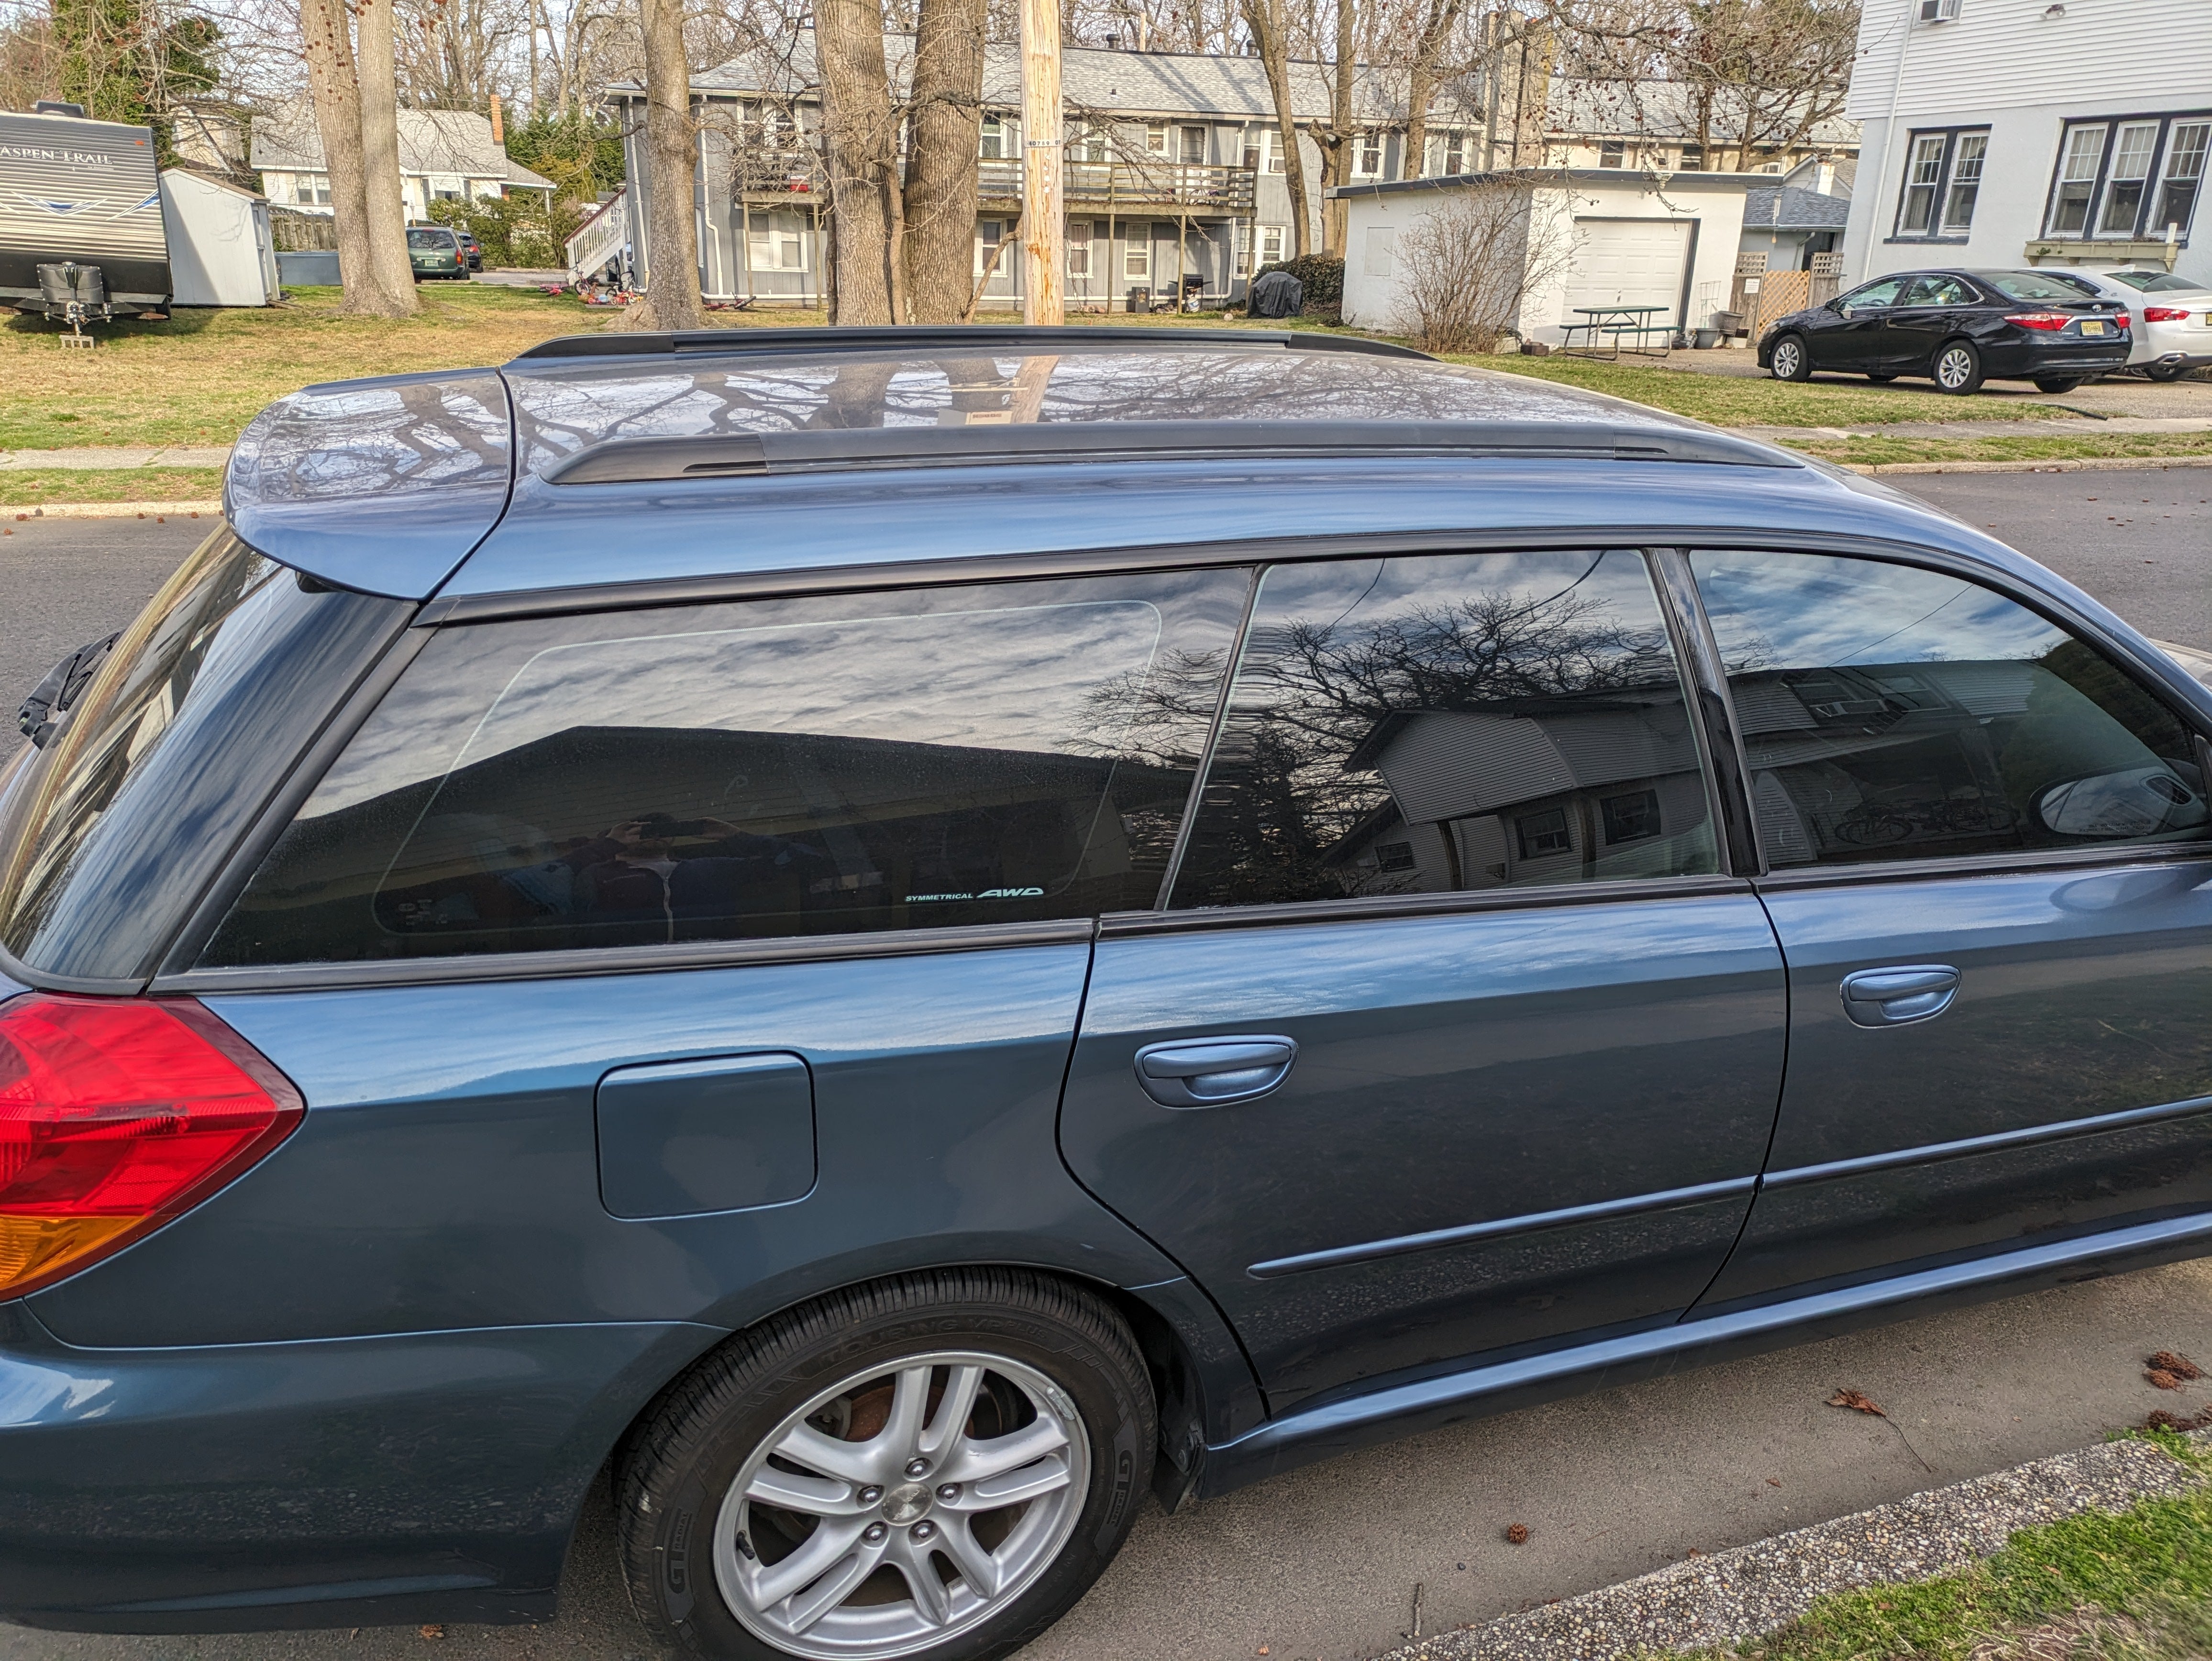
[0,445,230,470]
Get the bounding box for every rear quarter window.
[202,570,1249,967]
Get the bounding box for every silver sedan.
[2059,267,2212,380]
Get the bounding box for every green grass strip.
[1779,432,2212,468]
[0,466,225,507]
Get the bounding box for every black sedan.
[451,227,484,271]
[1759,268,2131,395]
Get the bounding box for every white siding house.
[1841,0,2212,287]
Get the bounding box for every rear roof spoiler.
[540,419,1801,485]
[508,325,1436,363]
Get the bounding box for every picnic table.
[1563,304,1673,357]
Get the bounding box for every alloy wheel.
[1937,347,1974,389]
[712,1351,1091,1660]
[1772,340,1801,379]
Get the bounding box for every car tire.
[1769,333,1812,382]
[2145,363,2190,382]
[2033,376,2083,393]
[1866,373,1898,383]
[1932,339,1984,395]
[618,1269,1155,1661]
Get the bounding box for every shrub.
[428,191,584,271]
[1392,186,1575,354]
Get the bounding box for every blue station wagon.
[3,327,2211,1661]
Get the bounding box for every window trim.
[141,528,2212,996]
[2040,108,2212,244]
[1886,124,1990,244]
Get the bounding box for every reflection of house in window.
[1516,808,1571,858]
[1373,841,1416,872]
[1602,788,1661,844]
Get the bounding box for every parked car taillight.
[0,994,303,1298]
[2144,307,2191,322]
[2005,313,2077,331]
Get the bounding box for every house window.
[1599,140,1625,168]
[1355,131,1383,176]
[980,113,1007,160]
[1515,807,1571,860]
[1241,132,1261,170]
[1679,144,1704,171]
[1263,129,1286,174]
[1438,131,1467,173]
[1145,123,1168,156]
[1123,224,1149,279]
[1259,223,1285,265]
[1373,841,1416,873]
[1072,124,1107,163]
[2161,122,2209,233]
[2048,123,2107,234]
[748,220,804,270]
[1235,221,1253,276]
[1892,127,1989,240]
[1178,125,1206,164]
[1602,789,1661,845]
[2046,112,2212,241]
[1942,132,1987,231]
[976,219,1008,280]
[1067,219,1093,277]
[295,172,332,205]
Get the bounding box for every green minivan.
[406,225,465,281]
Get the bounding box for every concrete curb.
[1845,456,2212,476]
[1375,1436,2206,1661]
[4,502,222,520]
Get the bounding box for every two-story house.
[606,35,1479,310]
[252,101,557,224]
[1840,0,2211,288]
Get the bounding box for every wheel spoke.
[917,1364,984,1462]
[774,1423,879,1486]
[746,1517,868,1612]
[944,1416,1069,1484]
[778,1530,887,1635]
[880,1365,932,1461]
[935,1514,1003,1600]
[971,1451,1074,1509]
[893,1537,953,1628]
[746,1465,859,1518]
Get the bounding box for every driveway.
[3,475,2211,1661]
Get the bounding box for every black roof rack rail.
[541,419,1798,485]
[509,325,1435,364]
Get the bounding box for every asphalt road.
[2,468,2211,1661]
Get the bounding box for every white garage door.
[1566,219,1691,319]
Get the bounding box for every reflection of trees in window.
[1173,576,1681,906]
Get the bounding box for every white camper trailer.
[159,169,278,306]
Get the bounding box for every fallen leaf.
[419,1626,446,1641]
[2149,1351,2204,1381]
[1766,1477,1782,1487]
[1686,1547,1703,1557]
[2148,1369,2184,1391]
[1504,1523,1529,1545]
[1257,1648,1269,1656]
[1828,1388,1886,1417]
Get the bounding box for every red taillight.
[2144,307,2190,322]
[2006,312,2075,331]
[0,995,302,1298]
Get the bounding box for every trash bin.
[1714,310,1747,337]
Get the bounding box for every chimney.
[490,91,504,146]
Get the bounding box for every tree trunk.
[902,0,984,323]
[817,0,896,323]
[1319,0,1354,255]
[354,0,419,314]
[1240,0,1309,259]
[297,0,403,318]
[630,0,707,330]
[1511,16,1553,169]
[1401,0,1464,180]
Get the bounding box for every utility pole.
[1019,0,1063,324]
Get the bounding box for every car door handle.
[1840,965,1960,1027]
[1133,1036,1299,1109]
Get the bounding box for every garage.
[1566,218,1692,317]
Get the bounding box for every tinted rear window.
[202,571,1247,966]
[1982,271,2099,302]
[407,229,455,250]
[2104,270,2202,293]
[0,530,405,981]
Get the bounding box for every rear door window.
[202,570,1248,966]
[1167,549,1720,908]
[1692,550,2208,867]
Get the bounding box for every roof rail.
[541,419,1798,485]
[509,325,1434,364]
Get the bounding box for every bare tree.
[1240,0,1310,258]
[816,0,896,321]
[298,0,413,316]
[1398,0,1467,177]
[1392,177,1576,351]
[1310,0,1357,255]
[625,0,706,328]
[354,0,418,312]
[902,0,986,322]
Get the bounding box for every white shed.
[1336,169,1759,347]
[159,168,280,307]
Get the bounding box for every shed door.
[1567,218,1690,316]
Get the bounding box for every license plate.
[2080,319,2107,335]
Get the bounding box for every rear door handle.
[1134,1036,1299,1109]
[1841,965,1960,1027]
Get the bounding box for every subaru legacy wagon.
[3,328,2210,1661]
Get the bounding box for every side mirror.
[16,631,118,748]
[2037,768,2208,839]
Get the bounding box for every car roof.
[221,327,2059,606]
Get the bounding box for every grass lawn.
[0,284,823,453]
[0,466,223,506]
[1778,430,2212,468]
[1676,1432,2212,1661]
